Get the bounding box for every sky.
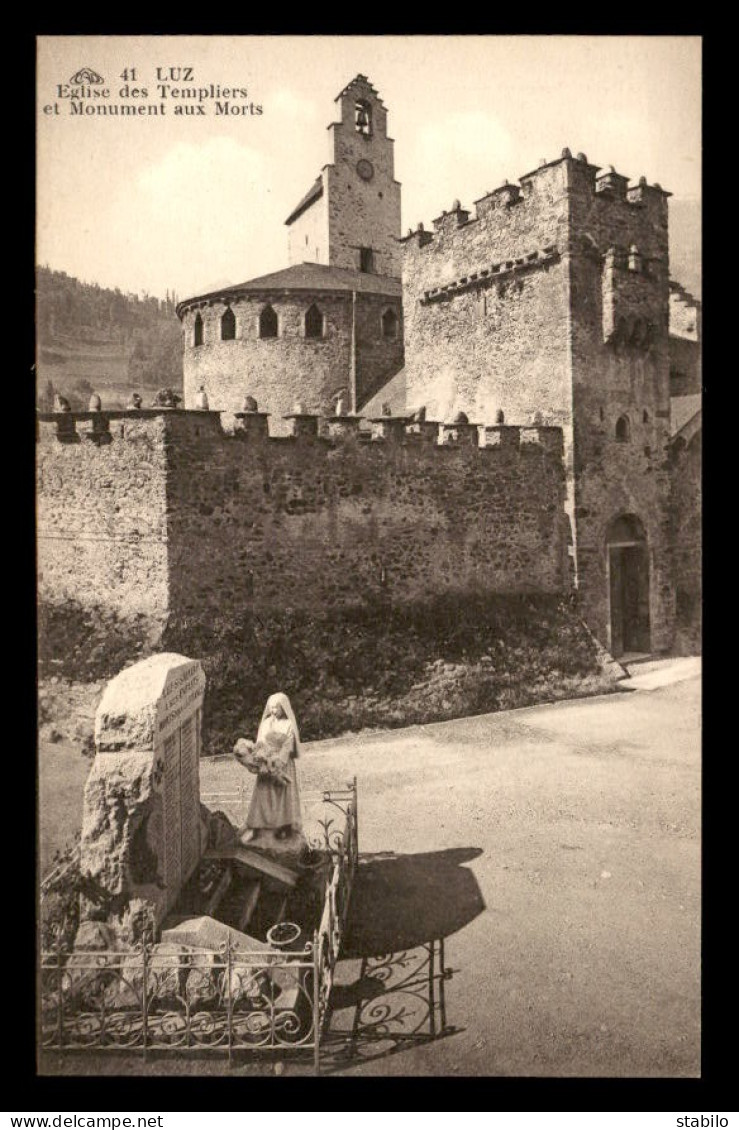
[36,36,701,300]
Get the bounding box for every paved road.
[42,665,701,1077]
[265,669,698,1077]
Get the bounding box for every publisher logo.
[69,67,105,85]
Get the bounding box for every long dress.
[245,716,301,830]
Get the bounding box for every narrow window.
[642,409,650,424]
[355,99,372,136]
[360,247,374,273]
[615,415,631,443]
[259,305,278,339]
[381,308,398,341]
[193,313,203,347]
[221,307,236,341]
[305,304,324,339]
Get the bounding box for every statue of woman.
[240,693,302,842]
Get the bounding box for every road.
[200,661,700,1077]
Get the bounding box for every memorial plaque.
[80,653,207,935]
[179,713,201,881]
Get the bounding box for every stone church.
[176,74,701,658]
[177,75,404,428]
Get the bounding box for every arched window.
[193,313,203,347]
[606,513,646,544]
[615,415,631,443]
[221,308,236,341]
[642,409,650,424]
[259,305,278,339]
[355,99,372,136]
[305,304,324,339]
[381,308,398,340]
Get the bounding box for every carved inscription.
[161,731,182,897]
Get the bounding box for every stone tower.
[286,75,402,278]
[401,153,675,656]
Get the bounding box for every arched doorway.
[606,514,651,657]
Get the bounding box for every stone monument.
[78,653,206,939]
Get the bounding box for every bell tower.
[285,75,402,279]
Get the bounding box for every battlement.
[36,407,564,457]
[37,403,570,630]
[401,150,670,259]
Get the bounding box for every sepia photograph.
[35,35,701,1080]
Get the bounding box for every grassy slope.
[39,593,618,759]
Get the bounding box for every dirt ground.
[39,661,700,1078]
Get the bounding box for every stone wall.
[566,164,673,650]
[401,153,678,652]
[286,77,402,278]
[669,335,701,396]
[163,413,569,625]
[669,431,701,653]
[324,80,402,278]
[287,187,329,267]
[354,292,403,408]
[402,159,572,424]
[37,410,570,634]
[181,291,403,429]
[36,413,170,623]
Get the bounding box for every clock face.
[356,159,374,182]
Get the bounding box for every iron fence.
[39,780,358,1074]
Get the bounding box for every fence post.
[226,935,233,1067]
[428,940,436,1038]
[55,929,64,1053]
[312,932,321,1077]
[141,937,149,1060]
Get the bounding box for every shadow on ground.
[322,848,485,1072]
[342,847,485,955]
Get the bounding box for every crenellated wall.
[401,150,677,653]
[402,159,573,426]
[565,160,673,650]
[37,409,570,634]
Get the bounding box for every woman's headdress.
[259,692,302,757]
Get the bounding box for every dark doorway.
[607,514,651,657]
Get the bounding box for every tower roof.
[284,177,323,226]
[177,262,401,316]
[335,73,385,106]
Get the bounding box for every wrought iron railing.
[39,780,358,1074]
[319,938,458,1073]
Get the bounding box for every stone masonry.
[402,151,680,653]
[37,410,570,630]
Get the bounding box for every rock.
[79,654,206,935]
[163,916,299,997]
[184,950,222,1006]
[106,942,192,1009]
[74,921,116,951]
[65,921,123,1007]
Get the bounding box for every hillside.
[36,267,183,411]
